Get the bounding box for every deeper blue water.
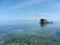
[0,20,60,45]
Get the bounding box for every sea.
[0,20,60,45]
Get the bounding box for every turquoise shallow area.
[0,21,60,45]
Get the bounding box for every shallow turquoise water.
[0,21,60,45]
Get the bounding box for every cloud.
[53,3,60,9]
[55,3,60,11]
[27,10,60,19]
[9,0,44,9]
[56,3,60,9]
[50,3,60,10]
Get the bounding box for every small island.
[40,18,53,24]
[40,19,48,23]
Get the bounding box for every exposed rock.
[40,19,48,23]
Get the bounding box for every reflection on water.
[40,23,47,27]
[0,21,60,45]
[40,22,53,27]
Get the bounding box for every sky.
[0,0,60,22]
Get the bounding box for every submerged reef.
[0,30,60,45]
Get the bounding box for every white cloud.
[9,0,44,9]
[27,10,60,20]
[54,3,60,9]
[50,3,60,11]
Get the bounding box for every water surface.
[0,20,60,45]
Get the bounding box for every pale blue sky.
[0,0,60,21]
